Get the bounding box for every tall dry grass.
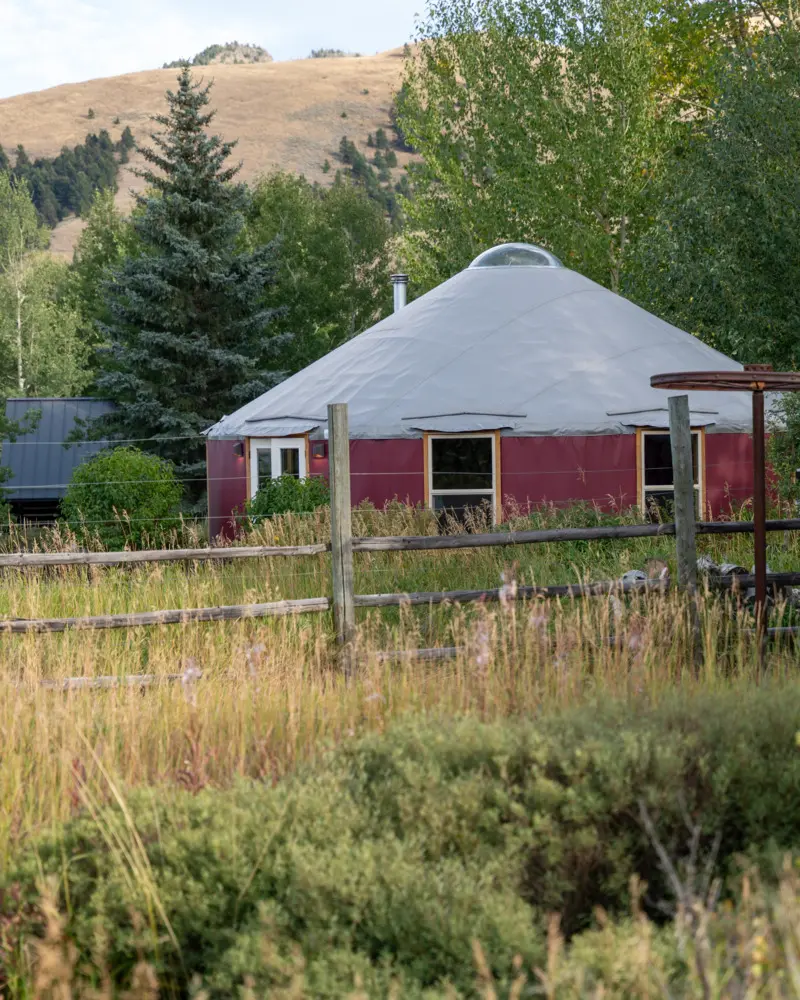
[0,502,797,869]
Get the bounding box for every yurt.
[205,243,754,536]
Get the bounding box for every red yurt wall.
[306,440,424,508]
[500,435,637,512]
[704,432,753,516]
[206,439,248,539]
[206,432,755,538]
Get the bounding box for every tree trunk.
[14,277,25,394]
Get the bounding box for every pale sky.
[0,0,423,100]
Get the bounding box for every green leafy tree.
[69,188,137,352]
[246,171,392,370]
[390,81,415,153]
[624,21,800,501]
[92,68,282,504]
[61,446,183,549]
[0,254,91,396]
[649,0,779,109]
[399,0,682,293]
[0,173,50,393]
[626,25,800,368]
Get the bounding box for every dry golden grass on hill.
[0,49,411,256]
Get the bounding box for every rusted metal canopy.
[650,363,800,651]
[650,368,800,393]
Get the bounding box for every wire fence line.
[4,463,752,489]
[0,404,779,658]
[0,511,796,630]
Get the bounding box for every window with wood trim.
[248,437,306,498]
[427,434,496,520]
[638,429,704,518]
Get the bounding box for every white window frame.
[248,437,307,499]
[426,432,498,521]
[638,428,705,517]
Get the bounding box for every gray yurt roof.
[207,244,752,440]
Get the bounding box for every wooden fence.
[1,401,796,645]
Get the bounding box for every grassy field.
[1,501,798,874]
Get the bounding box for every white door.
[249,438,307,498]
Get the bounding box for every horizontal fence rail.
[351,518,800,553]
[0,542,329,569]
[39,673,190,691]
[354,577,668,609]
[2,519,798,572]
[9,571,800,636]
[0,597,331,633]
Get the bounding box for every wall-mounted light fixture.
[233,441,245,458]
[311,441,327,459]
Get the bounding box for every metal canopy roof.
[208,253,754,441]
[651,370,800,393]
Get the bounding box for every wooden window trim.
[423,431,501,525]
[636,426,706,517]
[245,433,310,501]
[494,430,503,524]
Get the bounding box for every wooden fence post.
[668,394,698,591]
[328,403,356,667]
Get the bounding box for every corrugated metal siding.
[1,398,116,500]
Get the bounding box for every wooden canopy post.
[751,387,767,633]
[668,395,698,592]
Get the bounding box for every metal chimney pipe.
[391,273,409,313]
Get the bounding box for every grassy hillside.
[0,49,411,256]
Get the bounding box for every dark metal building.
[1,398,116,521]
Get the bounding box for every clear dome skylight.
[469,243,563,269]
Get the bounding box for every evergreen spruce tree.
[93,68,283,505]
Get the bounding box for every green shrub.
[246,474,330,521]
[5,689,800,996]
[60,446,182,549]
